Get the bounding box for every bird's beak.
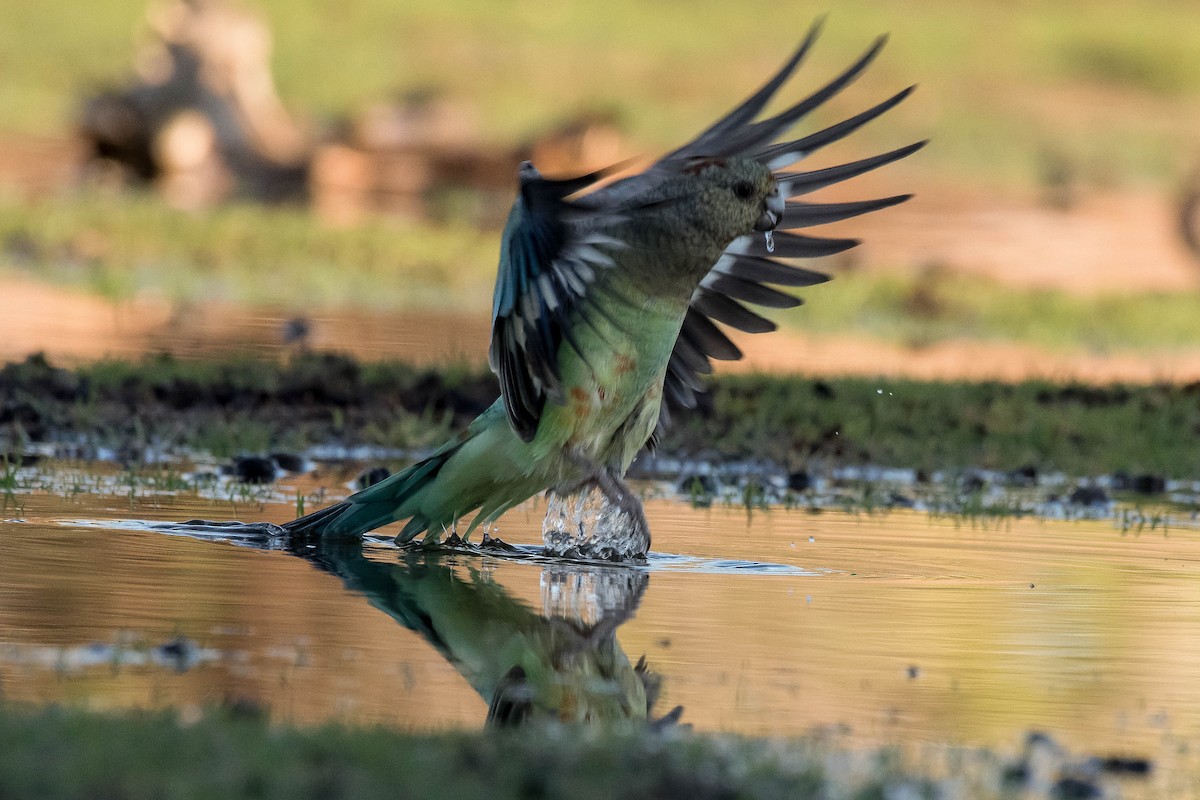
[754,186,784,232]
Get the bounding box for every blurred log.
[525,113,624,178]
[311,92,510,225]
[311,144,431,224]
[310,101,628,226]
[79,0,630,225]
[79,0,309,207]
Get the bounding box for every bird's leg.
[481,526,517,552]
[546,451,651,560]
[590,468,651,542]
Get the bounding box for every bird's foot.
[481,531,517,552]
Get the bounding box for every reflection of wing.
[645,23,923,437]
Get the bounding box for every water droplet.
[764,230,775,253]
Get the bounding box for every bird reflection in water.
[291,538,682,728]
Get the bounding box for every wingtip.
[892,140,930,160]
[801,15,826,47]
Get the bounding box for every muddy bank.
[4,351,1200,485]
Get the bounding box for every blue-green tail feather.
[283,443,462,540]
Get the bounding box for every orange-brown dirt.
[7,277,1200,383]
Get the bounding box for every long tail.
[284,442,463,541]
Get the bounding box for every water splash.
[542,486,650,562]
[764,230,775,253]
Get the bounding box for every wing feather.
[486,23,922,447]
[650,24,922,444]
[488,163,629,441]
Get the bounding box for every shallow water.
[2,464,1199,757]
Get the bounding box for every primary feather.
[286,21,923,543]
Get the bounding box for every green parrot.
[285,21,922,546]
[295,538,675,727]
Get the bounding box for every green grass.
[0,190,497,310]
[2,1,1200,186]
[0,702,1123,800]
[6,352,1200,479]
[692,373,1200,478]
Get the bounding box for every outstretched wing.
[652,22,925,438]
[489,20,922,444]
[489,162,629,441]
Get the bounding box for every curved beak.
[754,185,785,232]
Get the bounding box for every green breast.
[533,289,683,467]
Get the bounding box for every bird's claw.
[481,532,516,551]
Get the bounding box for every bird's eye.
[732,181,756,200]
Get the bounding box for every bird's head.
[677,155,784,243]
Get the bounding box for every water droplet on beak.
[764,230,775,253]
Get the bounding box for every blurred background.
[2,0,1200,380]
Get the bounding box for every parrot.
[295,537,676,726]
[285,20,923,547]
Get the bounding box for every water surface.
[3,468,1198,755]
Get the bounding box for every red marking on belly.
[569,386,590,418]
[614,354,636,375]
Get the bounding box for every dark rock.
[154,636,201,672]
[1099,756,1151,776]
[888,492,916,509]
[786,470,811,492]
[1001,763,1029,787]
[1068,486,1109,506]
[281,317,311,345]
[1026,730,1058,749]
[1009,464,1038,487]
[232,456,276,484]
[1131,474,1166,496]
[1054,777,1101,799]
[357,466,392,490]
[961,473,986,493]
